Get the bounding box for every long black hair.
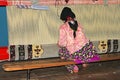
[60,7,76,22]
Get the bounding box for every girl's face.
[66,16,75,24]
[67,16,73,21]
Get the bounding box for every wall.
[0,6,8,46]
[7,5,120,45]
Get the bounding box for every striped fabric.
[6,0,120,6]
[9,44,44,61]
[8,39,120,61]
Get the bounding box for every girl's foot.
[73,65,79,73]
[82,63,88,68]
[66,65,79,73]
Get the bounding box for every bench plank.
[2,53,120,72]
[3,59,75,71]
[98,53,120,61]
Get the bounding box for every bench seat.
[3,53,120,71]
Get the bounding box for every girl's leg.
[59,47,79,73]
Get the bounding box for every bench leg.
[27,69,30,80]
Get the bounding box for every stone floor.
[0,60,120,80]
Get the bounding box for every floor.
[0,60,120,80]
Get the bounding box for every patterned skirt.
[58,41,100,64]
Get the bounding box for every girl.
[58,7,100,73]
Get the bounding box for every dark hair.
[60,7,75,21]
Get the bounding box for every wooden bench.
[2,53,120,80]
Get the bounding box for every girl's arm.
[58,27,67,47]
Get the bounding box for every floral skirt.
[58,41,100,64]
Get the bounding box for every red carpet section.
[0,47,9,60]
[0,0,8,6]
